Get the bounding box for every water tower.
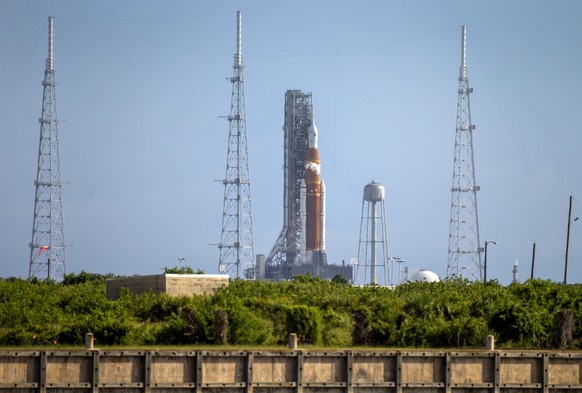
[356,181,391,285]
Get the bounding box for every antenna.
[235,11,242,68]
[217,11,255,279]
[446,25,482,280]
[460,25,467,81]
[29,17,67,280]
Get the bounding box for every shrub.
[284,305,322,345]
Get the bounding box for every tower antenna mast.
[217,11,255,279]
[446,25,482,280]
[29,17,67,280]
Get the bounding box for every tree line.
[0,272,579,348]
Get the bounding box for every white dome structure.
[409,270,440,283]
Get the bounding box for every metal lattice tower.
[446,25,482,280]
[217,11,255,279]
[266,90,312,279]
[29,17,66,280]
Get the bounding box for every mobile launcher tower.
[262,91,352,281]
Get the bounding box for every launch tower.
[217,11,255,279]
[265,91,351,281]
[267,91,315,278]
[446,25,482,280]
[29,17,67,280]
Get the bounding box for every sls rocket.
[301,116,326,265]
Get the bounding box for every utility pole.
[29,17,66,280]
[530,242,536,281]
[483,240,497,282]
[447,25,482,281]
[564,195,578,284]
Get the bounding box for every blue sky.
[1,0,581,284]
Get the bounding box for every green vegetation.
[163,266,205,274]
[0,273,580,349]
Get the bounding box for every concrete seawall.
[0,349,580,392]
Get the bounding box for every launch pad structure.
[217,11,255,279]
[29,17,66,280]
[264,90,352,281]
[446,25,482,280]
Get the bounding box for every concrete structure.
[105,274,229,300]
[1,349,582,392]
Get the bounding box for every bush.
[284,305,322,345]
[352,307,370,346]
[2,273,582,349]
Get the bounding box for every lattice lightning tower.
[29,17,67,280]
[446,25,482,280]
[218,11,255,279]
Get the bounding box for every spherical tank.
[409,270,440,283]
[363,180,385,202]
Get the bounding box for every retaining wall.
[0,349,581,392]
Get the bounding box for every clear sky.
[1,0,581,284]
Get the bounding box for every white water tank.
[363,180,385,202]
